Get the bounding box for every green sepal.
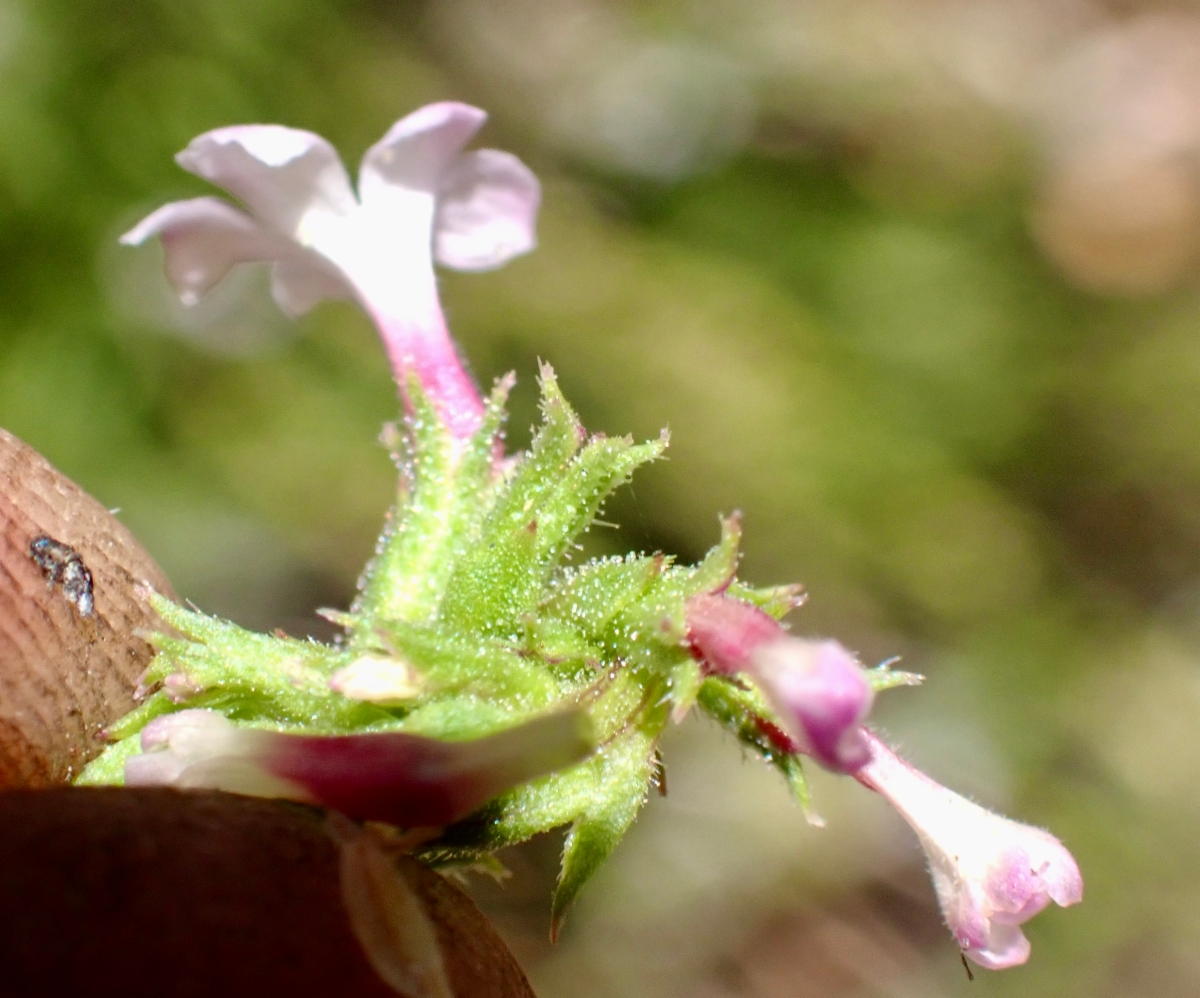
[697,675,815,818]
[521,617,606,685]
[423,668,663,855]
[145,595,388,729]
[102,691,176,741]
[725,580,806,620]
[683,512,743,597]
[867,661,925,691]
[540,554,666,641]
[438,369,666,637]
[353,374,511,629]
[667,657,703,723]
[75,735,142,785]
[550,723,660,940]
[380,696,534,742]
[604,515,743,658]
[377,620,560,708]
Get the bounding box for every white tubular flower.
[121,103,541,441]
[857,730,1083,970]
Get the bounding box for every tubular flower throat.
[122,102,541,441]
[857,730,1083,969]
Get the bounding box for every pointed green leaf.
[867,662,925,691]
[425,670,667,857]
[551,725,660,939]
[684,513,743,596]
[440,421,665,637]
[541,554,666,639]
[379,620,560,707]
[101,691,176,741]
[604,516,744,662]
[532,433,666,571]
[146,596,390,729]
[724,580,806,620]
[383,695,538,742]
[481,364,583,537]
[667,657,703,722]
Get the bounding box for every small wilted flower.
[122,102,540,440]
[125,708,593,828]
[856,730,1083,969]
[685,593,874,773]
[328,654,423,705]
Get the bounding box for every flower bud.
[125,708,594,828]
[750,639,874,773]
[857,730,1083,969]
[685,594,874,773]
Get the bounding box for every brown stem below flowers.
[0,427,175,785]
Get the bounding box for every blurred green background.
[6,0,1200,994]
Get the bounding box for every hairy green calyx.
[79,364,872,929]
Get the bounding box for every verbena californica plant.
[79,103,1082,969]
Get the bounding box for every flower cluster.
[110,103,1082,969]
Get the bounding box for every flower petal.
[121,197,298,305]
[966,922,1032,971]
[359,102,487,200]
[264,711,593,827]
[122,707,594,829]
[176,125,357,240]
[328,654,423,704]
[269,257,356,318]
[433,149,541,271]
[123,750,189,786]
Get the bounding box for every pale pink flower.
[125,708,592,828]
[857,730,1083,970]
[121,103,540,440]
[685,593,874,773]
